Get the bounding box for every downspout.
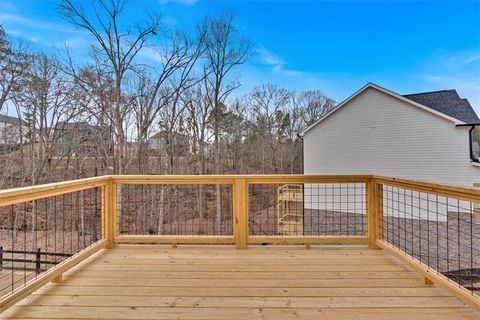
[297,133,306,236]
[297,133,304,174]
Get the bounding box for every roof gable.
[0,114,25,126]
[301,83,476,136]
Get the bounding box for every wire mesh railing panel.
[117,184,233,236]
[0,187,103,298]
[248,183,367,237]
[381,184,480,294]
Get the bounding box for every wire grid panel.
[248,183,367,236]
[0,187,103,298]
[117,184,233,236]
[381,184,480,294]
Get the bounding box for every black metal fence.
[0,247,72,274]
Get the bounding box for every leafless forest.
[0,1,335,289]
[0,0,335,190]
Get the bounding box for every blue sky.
[1,0,480,114]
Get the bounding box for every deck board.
[1,245,479,320]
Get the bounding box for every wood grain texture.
[1,245,478,320]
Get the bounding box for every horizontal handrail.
[0,176,110,206]
[1,174,478,202]
[374,175,480,202]
[0,174,479,312]
[111,174,373,185]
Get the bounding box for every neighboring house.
[301,83,480,187]
[0,114,28,153]
[147,131,189,157]
[54,121,112,157]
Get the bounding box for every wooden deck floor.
[1,245,479,320]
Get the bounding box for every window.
[471,126,480,162]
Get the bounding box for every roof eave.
[300,82,375,136]
[456,123,480,127]
[300,83,466,136]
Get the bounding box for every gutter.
[296,133,306,237]
[297,133,304,174]
[456,123,480,127]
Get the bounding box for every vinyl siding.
[303,87,480,187]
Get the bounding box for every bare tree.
[0,26,30,112]
[18,53,80,185]
[203,11,253,231]
[12,53,81,248]
[296,90,335,127]
[246,84,291,173]
[133,29,206,174]
[58,0,160,174]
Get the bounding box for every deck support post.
[104,178,117,249]
[367,179,382,249]
[233,178,248,249]
[51,274,63,283]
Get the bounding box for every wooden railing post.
[35,248,41,275]
[104,178,116,249]
[377,182,383,243]
[233,178,248,249]
[367,179,381,249]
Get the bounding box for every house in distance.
[147,131,190,157]
[54,121,112,157]
[0,114,29,154]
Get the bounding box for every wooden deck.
[1,245,478,320]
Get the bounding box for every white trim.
[300,83,466,136]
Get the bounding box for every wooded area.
[0,0,335,190]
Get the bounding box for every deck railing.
[372,176,480,310]
[0,174,479,311]
[0,176,109,312]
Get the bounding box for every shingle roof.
[0,114,21,124]
[55,121,108,131]
[403,90,480,124]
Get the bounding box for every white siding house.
[0,114,28,153]
[302,83,480,186]
[301,83,480,221]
